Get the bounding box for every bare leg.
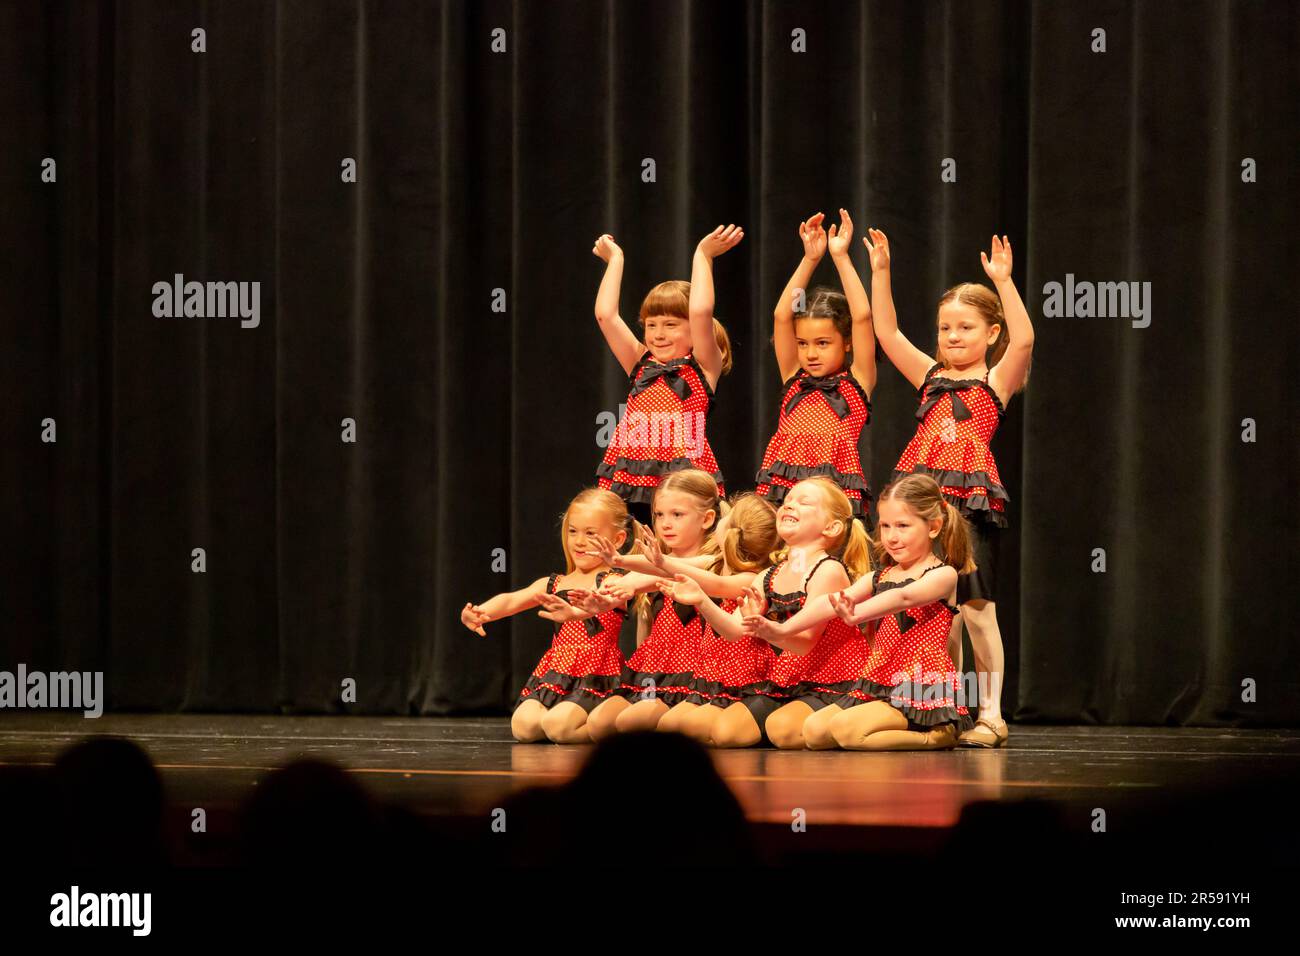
[711,702,763,749]
[961,599,1006,726]
[540,701,592,744]
[947,614,964,676]
[656,701,699,734]
[510,699,549,743]
[616,698,669,733]
[765,701,816,750]
[860,724,959,751]
[681,703,722,745]
[829,701,960,751]
[585,696,630,741]
[801,704,844,750]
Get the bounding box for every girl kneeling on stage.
[743,474,975,751]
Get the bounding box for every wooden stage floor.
[3,713,1298,872]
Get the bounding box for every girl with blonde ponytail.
[745,475,975,751]
[662,477,871,749]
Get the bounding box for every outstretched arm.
[741,560,856,654]
[660,574,751,641]
[593,234,646,376]
[864,228,935,390]
[828,208,876,395]
[689,223,744,390]
[774,213,826,382]
[461,576,550,635]
[981,235,1034,404]
[833,566,957,625]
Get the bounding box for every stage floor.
[2,713,1297,830]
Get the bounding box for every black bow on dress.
[650,591,698,627]
[784,374,850,419]
[915,378,975,423]
[629,359,693,402]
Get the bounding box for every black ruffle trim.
[756,459,872,496]
[788,679,860,705]
[619,667,696,705]
[514,670,624,712]
[837,677,975,730]
[683,678,767,707]
[597,458,726,503]
[890,466,1009,527]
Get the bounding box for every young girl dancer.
[592,225,743,523]
[460,489,634,744]
[745,475,975,751]
[581,470,725,739]
[864,230,1034,748]
[664,477,871,749]
[590,493,780,742]
[756,210,877,522]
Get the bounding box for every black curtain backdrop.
[4,1,1297,724]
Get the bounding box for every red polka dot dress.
[597,351,725,504]
[892,363,1008,527]
[685,597,776,708]
[619,590,706,706]
[838,564,973,733]
[515,570,627,713]
[755,369,872,522]
[754,555,870,706]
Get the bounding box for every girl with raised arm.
[756,209,877,522]
[591,226,742,524]
[857,230,1033,747]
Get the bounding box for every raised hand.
[863,228,891,273]
[980,234,1013,283]
[827,208,854,258]
[828,590,866,625]
[799,212,827,261]
[697,223,745,260]
[739,584,767,619]
[587,533,622,567]
[662,573,705,606]
[461,602,491,636]
[593,233,624,263]
[635,525,668,570]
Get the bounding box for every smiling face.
[937,300,1000,369]
[565,503,625,572]
[776,481,841,548]
[794,316,849,377]
[876,497,941,566]
[653,489,715,554]
[643,313,693,363]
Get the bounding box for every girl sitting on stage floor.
[660,477,871,749]
[579,470,728,738]
[459,488,637,745]
[586,492,780,744]
[743,475,975,751]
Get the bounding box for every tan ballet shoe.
[958,716,1008,748]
